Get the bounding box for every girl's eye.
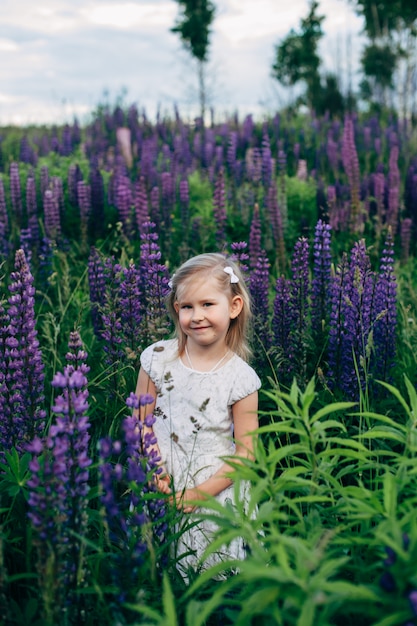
[203,302,213,307]
[181,304,192,309]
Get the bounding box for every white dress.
[140,338,261,574]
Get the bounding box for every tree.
[171,0,216,121]
[348,0,417,115]
[271,1,346,116]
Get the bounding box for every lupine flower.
[89,164,106,240]
[98,392,168,608]
[134,175,150,232]
[137,223,171,348]
[261,133,273,188]
[249,203,262,270]
[27,331,91,622]
[26,174,40,247]
[88,247,106,336]
[341,116,361,232]
[266,181,285,270]
[249,250,271,369]
[9,162,23,226]
[373,230,397,384]
[230,241,249,277]
[178,178,189,230]
[213,168,227,248]
[100,257,124,373]
[287,237,310,383]
[311,220,332,336]
[0,176,9,257]
[1,249,46,454]
[43,189,61,241]
[67,163,83,206]
[115,173,132,228]
[386,144,400,235]
[77,180,91,248]
[40,164,50,198]
[272,275,291,376]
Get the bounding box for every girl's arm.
[177,391,259,512]
[135,367,171,494]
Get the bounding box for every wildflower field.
[1,105,417,626]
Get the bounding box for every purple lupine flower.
[19,135,37,165]
[149,185,160,227]
[230,241,249,277]
[386,144,400,235]
[40,165,50,199]
[138,222,171,348]
[261,133,273,188]
[115,173,133,228]
[327,252,349,389]
[77,180,91,248]
[287,237,310,383]
[134,175,150,232]
[9,162,23,226]
[88,247,106,338]
[43,188,61,241]
[160,170,174,232]
[341,116,361,232]
[1,249,46,454]
[266,181,285,270]
[272,275,291,373]
[373,171,385,227]
[179,178,189,230]
[249,250,271,364]
[119,263,142,365]
[27,332,91,620]
[227,131,238,179]
[89,164,106,240]
[213,168,227,248]
[0,176,9,256]
[249,203,262,270]
[67,163,83,206]
[98,392,168,605]
[311,220,332,336]
[373,230,397,384]
[26,174,40,246]
[99,257,124,375]
[409,590,417,616]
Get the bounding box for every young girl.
[135,253,261,574]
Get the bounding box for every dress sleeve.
[229,361,261,405]
[140,342,163,386]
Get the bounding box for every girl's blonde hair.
[166,253,252,361]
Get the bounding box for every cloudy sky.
[0,0,364,126]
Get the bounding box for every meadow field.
[1,104,417,625]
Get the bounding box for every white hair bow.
[223,266,239,283]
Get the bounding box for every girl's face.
[174,275,242,351]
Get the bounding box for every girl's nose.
[192,307,204,321]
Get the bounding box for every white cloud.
[81,2,176,30]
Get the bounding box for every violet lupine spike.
[287,237,310,383]
[0,176,9,253]
[272,276,292,374]
[134,176,150,232]
[249,250,272,363]
[98,393,168,605]
[115,173,133,228]
[67,163,83,206]
[27,338,91,619]
[386,145,400,235]
[179,178,189,230]
[138,222,171,347]
[9,162,23,226]
[227,131,238,178]
[373,230,397,385]
[119,263,142,363]
[160,171,174,231]
[89,165,106,240]
[341,116,361,233]
[327,252,349,390]
[230,241,249,277]
[43,189,61,241]
[213,168,227,248]
[266,181,285,270]
[0,301,11,458]
[77,180,91,248]
[26,174,40,246]
[88,246,106,337]
[100,257,124,370]
[40,165,50,199]
[249,203,262,270]
[3,249,46,453]
[261,133,273,188]
[311,220,332,336]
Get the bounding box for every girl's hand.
[155,468,171,494]
[175,488,203,513]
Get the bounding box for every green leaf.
[310,402,356,424]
